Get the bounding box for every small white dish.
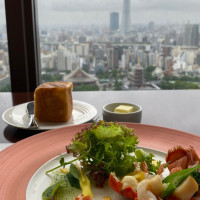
[2,100,97,130]
[102,102,142,123]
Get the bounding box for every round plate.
[0,123,200,200]
[2,100,97,130]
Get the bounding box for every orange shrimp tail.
[108,173,123,194]
[108,173,138,199]
[157,163,166,175]
[141,161,148,173]
[121,185,137,199]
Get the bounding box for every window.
[4,0,200,92]
[37,0,200,91]
[0,0,11,92]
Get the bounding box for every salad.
[42,121,200,200]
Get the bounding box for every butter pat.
[114,105,134,113]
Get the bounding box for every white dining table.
[0,143,12,151]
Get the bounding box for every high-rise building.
[196,53,200,65]
[122,0,131,33]
[148,21,155,32]
[107,48,114,69]
[57,46,66,71]
[107,47,121,69]
[110,12,119,32]
[183,24,199,47]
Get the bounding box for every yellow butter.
[114,105,134,113]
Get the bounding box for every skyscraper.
[110,12,119,32]
[148,21,155,32]
[183,24,199,47]
[122,0,131,33]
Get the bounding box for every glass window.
[37,0,200,91]
[0,0,11,92]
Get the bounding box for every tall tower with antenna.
[122,0,131,33]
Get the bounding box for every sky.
[1,0,200,28]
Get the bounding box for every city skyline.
[1,0,200,28]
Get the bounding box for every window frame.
[4,0,40,92]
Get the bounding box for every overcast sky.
[1,0,200,28]
[37,0,200,26]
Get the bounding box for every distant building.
[66,52,77,71]
[143,52,149,67]
[122,0,131,33]
[149,52,156,66]
[107,47,121,69]
[78,36,87,43]
[196,53,200,65]
[94,48,104,66]
[148,21,155,32]
[183,24,199,47]
[110,12,119,32]
[128,57,145,88]
[72,43,89,57]
[63,67,98,86]
[57,48,66,71]
[128,67,145,88]
[107,48,114,69]
[95,62,106,73]
[121,49,130,69]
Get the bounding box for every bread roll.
[34,82,73,122]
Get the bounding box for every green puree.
[51,170,81,200]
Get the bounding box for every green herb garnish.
[42,180,63,200]
[47,121,139,187]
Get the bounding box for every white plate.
[26,147,167,200]
[2,100,97,130]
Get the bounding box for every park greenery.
[42,73,63,82]
[159,79,200,89]
[159,74,200,89]
[73,84,99,91]
[144,66,200,89]
[0,83,11,92]
[96,69,124,90]
[144,66,158,81]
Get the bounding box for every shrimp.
[137,179,157,200]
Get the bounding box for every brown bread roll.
[34,82,73,122]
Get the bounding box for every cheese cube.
[34,82,73,122]
[148,175,163,196]
[114,105,134,113]
[172,176,198,200]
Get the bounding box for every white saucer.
[2,100,97,130]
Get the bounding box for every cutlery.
[27,102,38,128]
